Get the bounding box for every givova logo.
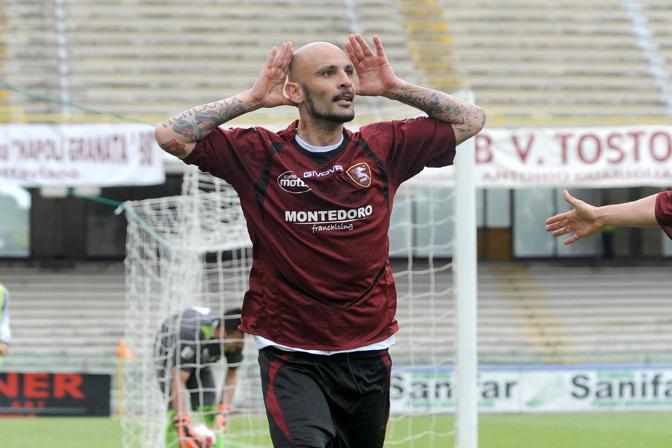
[277,171,311,193]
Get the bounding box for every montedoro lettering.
[285,205,373,223]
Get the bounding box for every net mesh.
[122,167,456,447]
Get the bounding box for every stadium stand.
[0,263,124,372]
[3,263,670,373]
[436,0,671,126]
[3,0,671,126]
[2,0,420,124]
[0,2,11,120]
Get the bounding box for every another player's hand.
[0,342,8,356]
[545,190,602,245]
[344,34,400,96]
[248,41,295,108]
[213,403,230,433]
[173,415,213,448]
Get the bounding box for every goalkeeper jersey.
[185,118,456,350]
[156,307,243,372]
[656,191,672,239]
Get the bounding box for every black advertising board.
[0,372,111,416]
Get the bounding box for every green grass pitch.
[0,412,669,447]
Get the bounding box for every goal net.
[121,114,476,448]
[121,167,263,448]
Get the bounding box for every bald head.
[283,41,356,126]
[288,42,351,82]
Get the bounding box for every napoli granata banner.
[0,124,164,187]
[0,372,111,416]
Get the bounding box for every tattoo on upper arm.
[161,96,247,143]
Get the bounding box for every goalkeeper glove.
[173,415,213,448]
[213,404,231,433]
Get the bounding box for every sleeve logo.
[346,162,372,188]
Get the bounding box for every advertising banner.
[412,125,672,188]
[390,365,672,413]
[3,123,671,189]
[0,124,164,187]
[0,372,111,417]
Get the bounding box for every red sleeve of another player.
[365,117,456,185]
[182,127,271,190]
[655,191,672,240]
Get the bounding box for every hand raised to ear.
[248,41,295,108]
[344,34,400,96]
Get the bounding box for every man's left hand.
[345,34,400,96]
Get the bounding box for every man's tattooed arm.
[383,81,486,144]
[155,92,260,159]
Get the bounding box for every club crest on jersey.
[277,171,311,193]
[346,162,372,188]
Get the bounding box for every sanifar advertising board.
[390,365,672,413]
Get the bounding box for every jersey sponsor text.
[284,205,374,224]
[303,165,344,179]
[278,171,311,193]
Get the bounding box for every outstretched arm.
[344,34,486,144]
[220,368,238,411]
[213,368,239,432]
[170,368,192,417]
[545,190,658,245]
[155,41,294,159]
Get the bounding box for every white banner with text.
[415,125,672,188]
[0,124,164,187]
[391,365,672,413]
[3,124,671,188]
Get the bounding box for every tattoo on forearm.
[388,84,484,134]
[160,96,247,143]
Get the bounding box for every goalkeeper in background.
[154,306,244,448]
[0,283,10,365]
[155,33,485,447]
[546,190,672,244]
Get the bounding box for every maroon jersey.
[185,118,456,350]
[656,191,672,239]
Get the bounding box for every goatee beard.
[304,87,355,123]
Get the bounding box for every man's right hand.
[247,41,295,108]
[545,190,602,245]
